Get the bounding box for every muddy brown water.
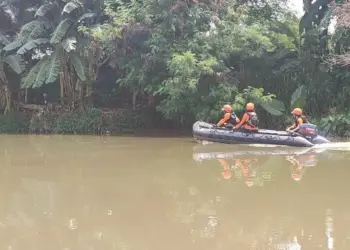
[1,134,350,249]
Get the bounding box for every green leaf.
[17,38,49,55]
[19,20,41,39]
[78,13,96,23]
[70,53,86,81]
[22,60,46,88]
[62,1,83,14]
[3,40,24,52]
[291,85,307,108]
[50,19,74,44]
[35,3,58,17]
[28,22,50,40]
[260,99,286,116]
[62,37,76,52]
[0,33,10,46]
[46,51,61,83]
[292,98,306,110]
[32,60,49,88]
[4,55,25,74]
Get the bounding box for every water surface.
[0,135,350,249]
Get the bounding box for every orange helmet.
[291,108,302,116]
[222,104,232,113]
[246,103,254,111]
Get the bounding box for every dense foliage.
[0,0,350,135]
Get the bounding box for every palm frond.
[3,40,24,52]
[28,21,51,40]
[70,53,86,81]
[4,54,25,74]
[260,99,285,116]
[0,33,10,46]
[50,18,74,44]
[35,2,59,17]
[62,1,83,15]
[19,20,41,39]
[17,38,50,55]
[78,12,96,23]
[291,85,307,108]
[46,50,61,83]
[22,59,46,88]
[32,60,49,88]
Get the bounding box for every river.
[1,134,350,249]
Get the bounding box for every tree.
[0,34,25,113]
[89,0,305,126]
[4,0,103,106]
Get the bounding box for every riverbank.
[1,106,349,139]
[0,107,194,136]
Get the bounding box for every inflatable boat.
[192,121,330,147]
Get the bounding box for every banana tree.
[0,33,25,113]
[4,0,102,106]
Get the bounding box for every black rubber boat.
[192,121,330,147]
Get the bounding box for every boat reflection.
[193,144,328,186]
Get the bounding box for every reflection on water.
[193,144,324,185]
[0,135,350,249]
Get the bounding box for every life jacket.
[245,111,259,127]
[228,113,239,125]
[294,115,308,128]
[221,111,239,125]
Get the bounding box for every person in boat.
[217,104,240,128]
[286,108,308,133]
[233,102,259,131]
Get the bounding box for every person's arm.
[286,124,295,131]
[234,113,248,129]
[290,118,303,132]
[286,121,297,131]
[217,113,231,126]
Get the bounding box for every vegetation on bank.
[0,0,349,136]
[0,108,155,134]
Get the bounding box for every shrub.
[101,109,154,134]
[0,112,30,133]
[0,107,155,135]
[52,108,102,134]
[313,113,350,137]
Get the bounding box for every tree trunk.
[4,84,11,114]
[60,72,64,104]
[132,90,138,110]
[86,84,93,106]
[0,66,11,114]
